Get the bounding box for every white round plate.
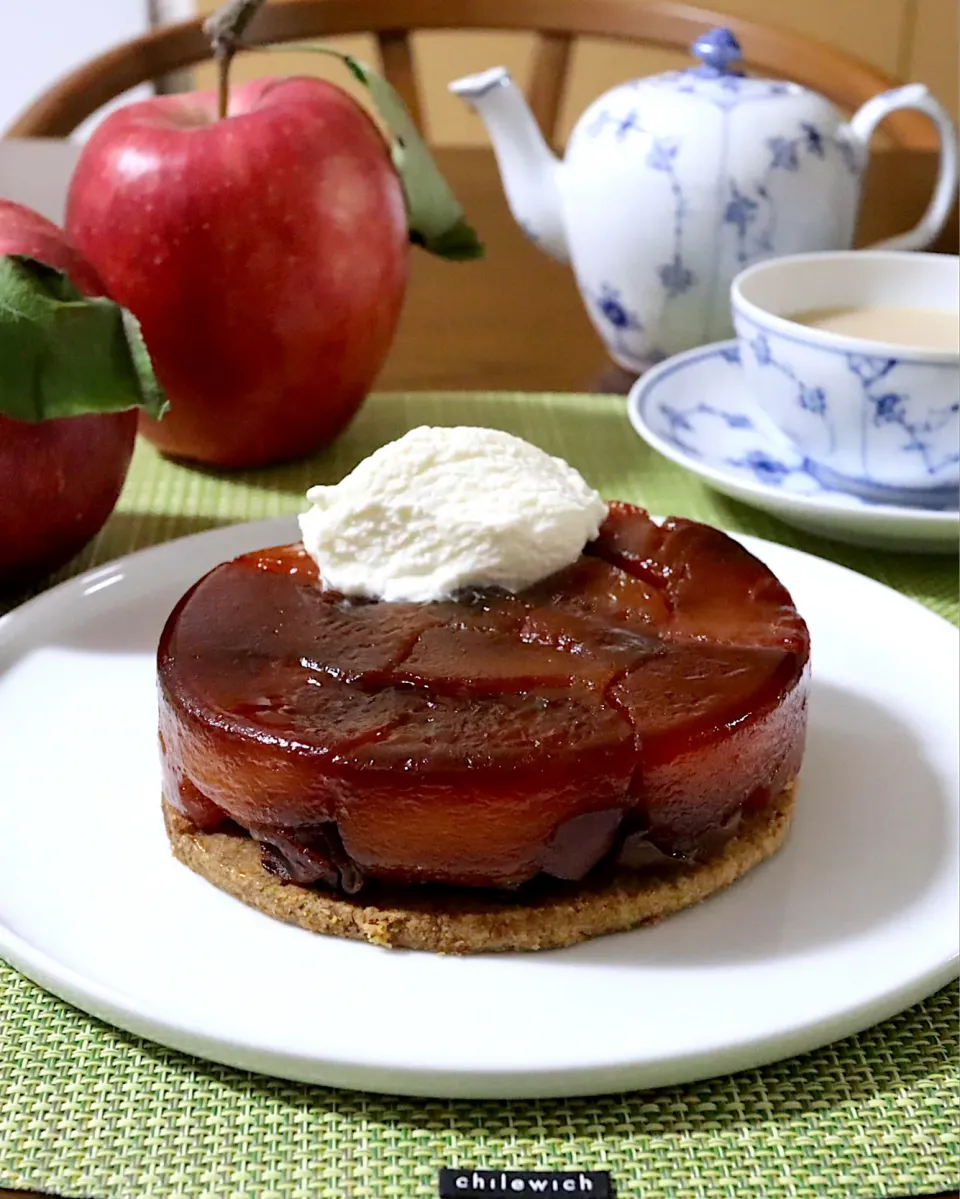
[628,342,960,553]
[0,517,957,1099]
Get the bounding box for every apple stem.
[203,0,267,120]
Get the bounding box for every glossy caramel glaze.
[158,505,809,890]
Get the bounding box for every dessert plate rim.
[0,515,956,1099]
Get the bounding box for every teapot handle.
[847,84,958,251]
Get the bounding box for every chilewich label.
[438,1169,613,1198]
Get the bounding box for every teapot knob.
[691,28,745,77]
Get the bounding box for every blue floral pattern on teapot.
[451,30,958,371]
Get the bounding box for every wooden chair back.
[6,0,936,149]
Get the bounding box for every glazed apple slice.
[590,504,808,653]
[332,688,635,886]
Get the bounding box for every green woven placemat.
[1,392,957,1199]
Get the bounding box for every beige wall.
[194,0,959,144]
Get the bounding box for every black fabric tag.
[438,1168,613,1198]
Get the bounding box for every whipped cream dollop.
[298,426,608,602]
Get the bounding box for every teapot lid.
[657,27,815,106]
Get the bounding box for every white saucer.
[0,517,957,1098]
[628,341,960,553]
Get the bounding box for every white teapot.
[450,29,958,371]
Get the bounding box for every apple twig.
[203,0,267,119]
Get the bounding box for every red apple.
[0,200,138,587]
[66,77,410,469]
[0,200,104,295]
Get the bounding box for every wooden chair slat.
[376,29,425,133]
[528,31,572,145]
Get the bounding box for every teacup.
[731,252,959,505]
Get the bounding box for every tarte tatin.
[158,504,809,952]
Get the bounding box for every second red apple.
[0,200,139,586]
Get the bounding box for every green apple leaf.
[267,45,484,261]
[0,255,168,423]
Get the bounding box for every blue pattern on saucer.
[634,343,960,514]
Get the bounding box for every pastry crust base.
[163,781,796,954]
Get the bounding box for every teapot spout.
[449,67,568,262]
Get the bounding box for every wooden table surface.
[0,138,956,1199]
[382,146,960,395]
[1,138,958,400]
